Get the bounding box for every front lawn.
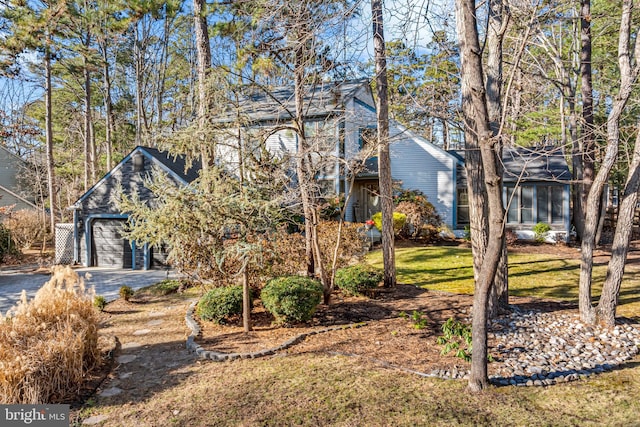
[367,244,640,319]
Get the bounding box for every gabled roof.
[73,146,201,207]
[141,146,201,184]
[502,145,571,183]
[217,78,372,123]
[0,183,38,210]
[450,145,571,185]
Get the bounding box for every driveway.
[0,266,176,315]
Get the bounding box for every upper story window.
[358,127,377,152]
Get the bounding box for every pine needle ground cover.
[0,266,100,404]
[74,243,640,426]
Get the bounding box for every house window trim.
[456,187,470,227]
[358,125,377,151]
[504,183,565,225]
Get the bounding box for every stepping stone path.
[147,319,164,326]
[116,354,137,364]
[98,387,122,398]
[82,414,109,425]
[132,329,151,336]
[121,342,141,350]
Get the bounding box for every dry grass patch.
[0,266,101,403]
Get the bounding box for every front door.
[359,182,380,222]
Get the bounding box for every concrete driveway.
[0,266,176,315]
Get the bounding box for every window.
[359,127,377,152]
[506,184,564,224]
[457,188,469,225]
[506,185,534,223]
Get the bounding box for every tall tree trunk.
[44,36,57,238]
[134,23,144,146]
[441,118,449,151]
[293,30,315,281]
[456,0,506,392]
[579,0,639,323]
[595,125,640,326]
[486,0,508,317]
[194,0,212,169]
[101,42,114,171]
[83,44,96,184]
[372,0,396,288]
[580,0,595,242]
[156,6,172,140]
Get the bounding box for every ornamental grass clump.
[0,266,100,404]
[196,285,247,324]
[335,264,383,296]
[261,276,323,324]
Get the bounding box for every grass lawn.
[367,244,640,320]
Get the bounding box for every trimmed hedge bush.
[372,211,407,235]
[261,276,323,324]
[335,264,383,296]
[197,285,247,324]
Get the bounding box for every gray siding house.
[70,146,199,269]
[72,81,572,270]
[216,79,462,229]
[454,145,572,242]
[0,145,37,211]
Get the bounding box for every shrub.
[261,276,323,324]
[263,222,365,279]
[119,286,134,301]
[533,222,551,243]
[371,211,407,236]
[93,296,107,311]
[463,225,471,241]
[317,221,366,269]
[196,285,247,324]
[335,264,383,296]
[2,210,45,251]
[0,223,18,262]
[395,200,442,241]
[318,194,344,220]
[0,266,100,403]
[436,317,473,362]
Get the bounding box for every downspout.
[71,205,80,264]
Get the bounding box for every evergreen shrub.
[261,276,323,324]
[335,264,383,296]
[197,285,246,324]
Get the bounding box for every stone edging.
[185,301,640,387]
[185,300,367,362]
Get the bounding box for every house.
[215,79,462,230]
[69,81,572,270]
[454,145,572,242]
[69,146,200,269]
[0,145,37,212]
[215,79,572,239]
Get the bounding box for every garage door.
[92,219,132,268]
